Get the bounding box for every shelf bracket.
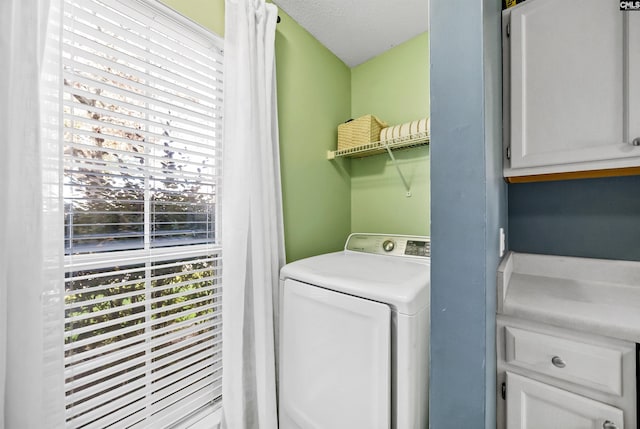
[326,133,429,197]
[382,141,412,197]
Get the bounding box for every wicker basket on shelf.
[337,115,388,151]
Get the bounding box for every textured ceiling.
[273,0,429,68]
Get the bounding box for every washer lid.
[280,251,430,315]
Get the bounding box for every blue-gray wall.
[429,0,505,427]
[509,176,640,262]
[482,0,505,427]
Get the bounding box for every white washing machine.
[279,233,430,429]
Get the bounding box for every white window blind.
[62,0,223,427]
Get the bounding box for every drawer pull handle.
[551,356,566,368]
[632,137,640,146]
[603,420,618,429]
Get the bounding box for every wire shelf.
[327,133,430,160]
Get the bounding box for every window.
[62,0,223,427]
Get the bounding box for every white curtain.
[221,0,284,428]
[0,1,65,428]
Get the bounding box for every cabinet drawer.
[504,326,632,396]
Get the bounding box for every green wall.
[160,0,225,36]
[158,2,429,259]
[274,11,352,262]
[160,1,352,262]
[350,33,430,236]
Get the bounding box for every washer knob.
[382,240,395,252]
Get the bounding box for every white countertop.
[497,251,640,343]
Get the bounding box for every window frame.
[61,0,225,426]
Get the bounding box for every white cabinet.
[496,253,640,429]
[506,372,624,429]
[503,0,640,180]
[629,13,640,143]
[497,316,637,429]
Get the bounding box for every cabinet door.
[508,0,638,170]
[628,13,640,144]
[506,372,624,429]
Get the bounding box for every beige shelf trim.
[327,133,430,160]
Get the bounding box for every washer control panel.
[345,234,430,258]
